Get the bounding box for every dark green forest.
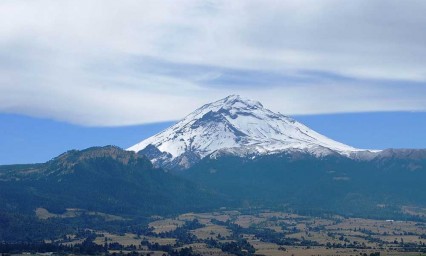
[0,146,425,243]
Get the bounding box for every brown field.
[191,224,232,239]
[149,218,185,233]
[35,207,125,221]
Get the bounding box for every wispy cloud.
[1,0,426,126]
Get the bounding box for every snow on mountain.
[128,95,377,169]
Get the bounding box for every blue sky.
[0,113,172,164]
[1,111,425,165]
[1,1,426,164]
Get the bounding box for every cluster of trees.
[220,240,255,256]
[360,253,380,256]
[0,209,156,243]
[140,240,201,256]
[0,237,104,255]
[212,218,312,247]
[0,211,73,242]
[152,218,257,256]
[397,242,426,253]
[156,219,204,245]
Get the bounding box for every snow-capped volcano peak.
[219,94,263,109]
[128,95,369,169]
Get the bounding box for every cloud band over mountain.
[1,0,426,126]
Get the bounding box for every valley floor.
[10,209,426,256]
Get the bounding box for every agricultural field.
[49,209,426,256]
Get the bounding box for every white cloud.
[1,0,426,126]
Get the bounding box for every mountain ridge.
[0,146,224,217]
